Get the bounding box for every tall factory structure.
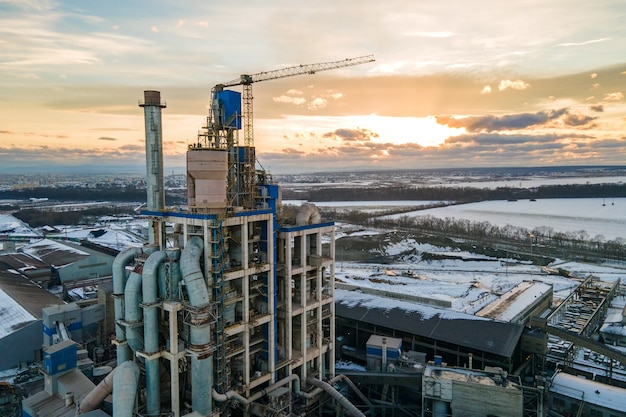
[74,56,374,417]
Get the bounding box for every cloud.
[562,113,597,127]
[151,26,159,33]
[590,73,598,79]
[436,109,569,132]
[589,104,604,112]
[557,38,611,47]
[257,129,626,174]
[322,128,378,142]
[498,80,531,91]
[480,85,492,95]
[273,95,306,105]
[603,92,624,102]
[308,97,328,110]
[98,136,117,141]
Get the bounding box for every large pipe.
[113,360,141,417]
[142,250,166,416]
[166,248,182,300]
[332,375,374,412]
[213,374,366,417]
[212,374,301,405]
[180,236,212,415]
[113,247,142,364]
[76,367,116,414]
[124,271,144,354]
[306,377,366,417]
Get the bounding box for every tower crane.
[213,54,375,148]
[195,54,374,209]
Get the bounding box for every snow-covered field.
[384,198,626,241]
[334,224,625,316]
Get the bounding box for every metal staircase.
[209,217,230,416]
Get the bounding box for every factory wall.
[0,320,42,370]
[451,380,523,417]
[55,252,114,283]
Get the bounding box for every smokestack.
[140,90,166,245]
[140,90,166,212]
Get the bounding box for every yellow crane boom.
[214,54,375,147]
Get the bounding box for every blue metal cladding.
[43,324,56,336]
[43,342,77,375]
[67,321,82,331]
[365,346,401,360]
[216,90,242,129]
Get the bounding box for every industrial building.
[335,288,524,372]
[422,365,524,417]
[0,270,65,371]
[548,371,626,416]
[21,55,378,417]
[13,55,625,417]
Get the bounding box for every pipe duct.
[76,367,116,414]
[124,271,144,354]
[306,377,366,417]
[112,247,142,364]
[113,360,141,417]
[142,250,166,415]
[180,236,213,415]
[296,203,321,226]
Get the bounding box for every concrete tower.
[139,90,166,244]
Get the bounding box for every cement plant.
[1,56,626,417]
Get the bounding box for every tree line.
[323,208,626,264]
[0,185,186,205]
[286,183,626,203]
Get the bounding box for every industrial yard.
[0,61,625,416]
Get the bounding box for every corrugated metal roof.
[21,239,90,268]
[0,252,51,278]
[0,270,65,320]
[336,289,523,358]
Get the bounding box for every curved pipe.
[113,360,140,417]
[213,374,302,405]
[180,236,212,415]
[142,250,166,416]
[306,377,366,417]
[296,203,321,226]
[212,374,366,416]
[112,247,141,363]
[332,375,374,412]
[124,271,144,354]
[76,367,116,414]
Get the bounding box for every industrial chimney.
[139,90,166,245]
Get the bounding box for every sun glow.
[255,114,465,154]
[359,114,465,147]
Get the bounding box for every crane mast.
[199,54,375,209]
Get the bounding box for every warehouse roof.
[336,288,523,358]
[21,238,91,268]
[0,252,51,277]
[551,371,626,411]
[0,270,65,339]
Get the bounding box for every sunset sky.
[1,0,625,174]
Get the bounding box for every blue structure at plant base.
[43,339,77,375]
